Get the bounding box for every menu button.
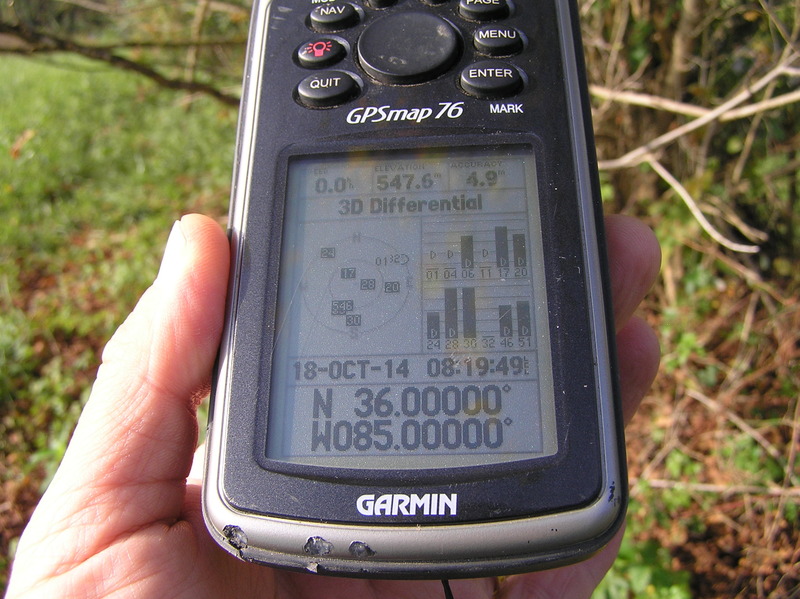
[474,25,524,56]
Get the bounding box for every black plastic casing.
[203,0,627,578]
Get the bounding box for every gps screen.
[266,145,557,468]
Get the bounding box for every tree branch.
[67,37,248,51]
[51,0,115,14]
[0,22,240,106]
[647,155,761,254]
[591,84,800,122]
[634,479,800,499]
[590,84,709,118]
[185,0,213,84]
[598,52,799,171]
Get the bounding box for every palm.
[7,215,660,599]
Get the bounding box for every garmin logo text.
[357,493,458,517]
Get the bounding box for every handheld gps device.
[202,0,627,579]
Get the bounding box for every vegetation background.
[1,0,798,596]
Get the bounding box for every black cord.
[441,579,455,599]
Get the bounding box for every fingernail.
[157,220,187,282]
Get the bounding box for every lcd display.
[266,145,556,468]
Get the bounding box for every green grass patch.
[0,53,235,587]
[596,523,692,599]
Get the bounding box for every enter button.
[460,60,523,99]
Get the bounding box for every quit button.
[296,71,360,108]
[460,61,523,99]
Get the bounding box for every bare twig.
[720,291,760,391]
[52,0,114,13]
[590,84,800,122]
[757,0,800,56]
[647,156,761,253]
[634,478,800,499]
[52,37,248,51]
[667,0,700,97]
[767,396,800,548]
[45,0,249,18]
[703,196,770,245]
[0,22,240,106]
[637,393,693,484]
[590,84,708,118]
[732,77,778,184]
[686,389,797,485]
[724,87,800,120]
[684,239,790,304]
[185,0,213,84]
[599,53,799,171]
[604,0,630,90]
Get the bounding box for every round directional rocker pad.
[357,12,461,85]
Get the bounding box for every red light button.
[297,38,347,68]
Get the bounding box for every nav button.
[460,61,523,99]
[296,71,360,108]
[309,2,360,32]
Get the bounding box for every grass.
[616,205,800,597]
[596,524,692,599]
[0,53,234,589]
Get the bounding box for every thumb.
[13,215,229,572]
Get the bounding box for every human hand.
[6,213,660,599]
